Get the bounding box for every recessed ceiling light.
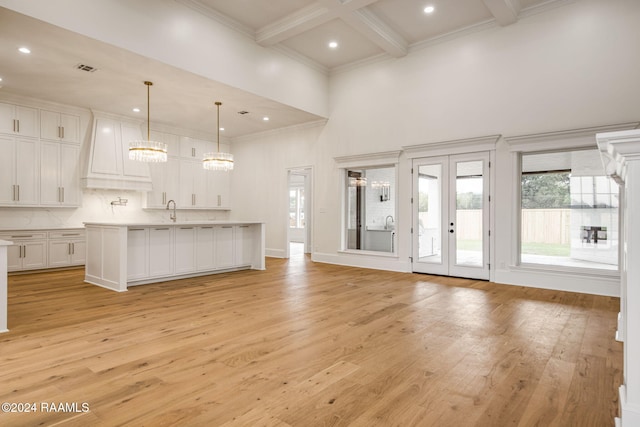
[328,41,338,49]
[132,107,141,113]
[18,47,31,54]
[263,116,269,121]
[0,77,3,82]
[219,127,224,131]
[424,5,435,14]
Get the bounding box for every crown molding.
[334,150,402,168]
[176,0,255,39]
[403,135,501,159]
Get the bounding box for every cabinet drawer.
[48,230,85,239]
[0,231,47,240]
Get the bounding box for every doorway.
[412,152,490,280]
[286,168,312,258]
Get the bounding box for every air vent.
[237,110,249,115]
[75,63,98,73]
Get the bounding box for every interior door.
[412,152,490,280]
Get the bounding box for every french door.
[412,152,490,280]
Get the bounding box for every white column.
[597,130,640,427]
[0,239,12,333]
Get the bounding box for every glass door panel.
[453,160,484,267]
[413,152,490,280]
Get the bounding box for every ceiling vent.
[237,110,249,115]
[75,63,98,73]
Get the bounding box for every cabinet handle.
[16,119,19,133]
[16,185,19,201]
[180,227,193,230]
[61,126,65,139]
[68,243,72,255]
[61,187,64,203]
[200,226,213,229]
[221,226,232,229]
[72,243,75,255]
[23,245,26,258]
[239,225,249,228]
[191,147,195,157]
[13,119,16,133]
[12,185,16,201]
[217,195,221,206]
[11,235,33,238]
[154,228,170,230]
[162,192,166,205]
[130,228,145,231]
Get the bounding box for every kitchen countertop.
[0,226,84,232]
[83,221,264,227]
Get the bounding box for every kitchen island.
[84,221,265,292]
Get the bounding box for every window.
[520,148,618,271]
[289,187,305,229]
[345,165,396,253]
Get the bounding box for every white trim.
[266,248,286,258]
[494,266,620,297]
[334,150,402,168]
[504,123,639,152]
[313,252,410,273]
[619,385,640,427]
[403,135,500,159]
[175,0,255,39]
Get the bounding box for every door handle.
[449,229,454,233]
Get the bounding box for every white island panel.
[84,222,265,291]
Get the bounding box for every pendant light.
[129,81,168,162]
[203,101,234,171]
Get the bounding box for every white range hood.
[83,111,153,191]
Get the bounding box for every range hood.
[82,111,153,191]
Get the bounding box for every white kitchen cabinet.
[47,230,85,268]
[0,102,38,138]
[40,110,80,143]
[206,169,231,209]
[179,137,210,159]
[40,141,80,206]
[0,136,39,206]
[149,227,174,278]
[214,225,235,269]
[179,160,208,208]
[175,226,196,274]
[196,226,216,271]
[146,157,179,208]
[235,225,254,267]
[0,231,48,272]
[127,228,149,280]
[150,130,180,158]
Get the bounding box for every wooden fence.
[455,209,570,244]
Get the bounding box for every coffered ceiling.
[182,0,558,71]
[0,0,565,137]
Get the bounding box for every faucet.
[166,199,177,222]
[385,215,394,230]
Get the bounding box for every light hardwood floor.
[0,255,622,426]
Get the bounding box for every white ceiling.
[0,0,559,138]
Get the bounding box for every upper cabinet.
[40,110,80,143]
[0,135,39,206]
[145,129,232,210]
[40,141,80,206]
[0,102,38,138]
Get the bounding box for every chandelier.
[129,81,168,162]
[203,101,234,171]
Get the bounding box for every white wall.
[0,0,329,117]
[231,0,640,294]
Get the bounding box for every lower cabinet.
[149,227,174,278]
[0,228,85,272]
[48,230,85,268]
[214,225,235,269]
[175,226,196,274]
[124,223,256,283]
